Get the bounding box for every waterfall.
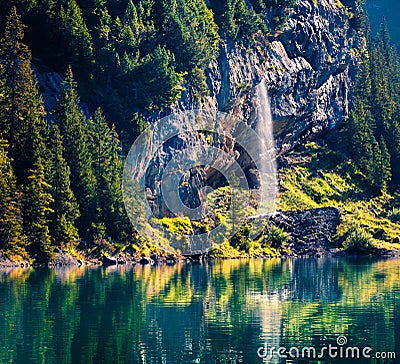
[253,80,277,216]
[255,80,275,153]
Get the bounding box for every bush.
[387,208,400,223]
[156,217,193,235]
[264,226,289,249]
[343,226,374,252]
[230,223,252,253]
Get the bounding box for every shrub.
[387,208,400,223]
[264,226,289,249]
[230,223,252,253]
[156,217,193,235]
[343,226,374,252]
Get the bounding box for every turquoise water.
[0,258,399,363]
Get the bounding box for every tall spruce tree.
[58,0,93,73]
[56,66,96,239]
[0,7,48,183]
[49,125,80,248]
[369,21,400,191]
[376,136,392,192]
[0,139,26,256]
[89,107,128,241]
[23,158,55,262]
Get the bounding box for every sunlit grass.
[278,142,400,253]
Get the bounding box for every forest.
[0,0,400,263]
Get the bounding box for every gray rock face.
[135,0,361,218]
[268,207,341,256]
[192,0,360,153]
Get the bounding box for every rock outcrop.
[199,0,361,153]
[268,207,341,256]
[145,0,361,215]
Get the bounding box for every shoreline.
[1,246,400,270]
[2,205,400,269]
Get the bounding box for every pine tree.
[346,98,377,184]
[153,0,219,96]
[0,139,26,256]
[89,107,128,241]
[377,17,391,55]
[49,125,80,249]
[0,7,47,183]
[235,0,261,38]
[56,66,97,239]
[134,45,184,108]
[58,0,93,72]
[369,21,400,191]
[376,136,392,192]
[23,158,55,262]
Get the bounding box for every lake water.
[0,258,399,363]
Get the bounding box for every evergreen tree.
[134,45,184,108]
[0,139,25,256]
[49,125,80,249]
[154,0,219,95]
[345,16,400,193]
[0,7,47,183]
[58,0,93,72]
[376,136,392,192]
[56,66,97,239]
[369,21,400,191]
[89,107,128,241]
[92,7,118,85]
[346,97,377,185]
[23,158,55,262]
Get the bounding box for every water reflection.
[0,258,399,363]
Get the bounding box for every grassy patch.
[278,141,400,253]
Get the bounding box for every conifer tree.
[376,136,392,192]
[0,7,47,183]
[135,45,184,108]
[56,66,97,239]
[49,125,80,248]
[0,139,26,255]
[89,107,128,241]
[23,158,55,262]
[58,0,93,72]
[346,97,377,184]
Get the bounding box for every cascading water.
[249,79,278,221]
[255,80,276,154]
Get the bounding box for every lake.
[0,258,399,363]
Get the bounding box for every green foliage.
[210,0,262,40]
[56,67,96,238]
[156,217,194,235]
[0,139,26,256]
[344,18,400,193]
[278,142,400,253]
[89,107,130,242]
[0,7,48,183]
[23,158,55,262]
[58,0,93,71]
[48,126,80,249]
[342,226,374,252]
[230,223,252,253]
[134,45,185,108]
[154,0,219,72]
[264,225,289,249]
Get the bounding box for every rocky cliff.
[36,0,361,221]
[124,0,362,218]
[197,0,361,153]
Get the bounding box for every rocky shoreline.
[1,207,399,269]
